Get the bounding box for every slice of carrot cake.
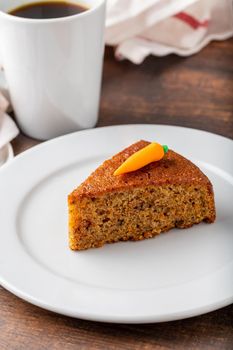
[68,140,216,250]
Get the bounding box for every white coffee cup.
[0,0,106,140]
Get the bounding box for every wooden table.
[1,40,233,349]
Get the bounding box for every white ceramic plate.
[0,125,233,324]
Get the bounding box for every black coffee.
[9,1,88,19]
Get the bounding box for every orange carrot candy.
[114,142,169,176]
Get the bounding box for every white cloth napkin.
[106,0,233,63]
[0,71,19,153]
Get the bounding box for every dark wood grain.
[99,40,233,139]
[3,38,233,349]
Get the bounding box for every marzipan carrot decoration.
[114,142,169,176]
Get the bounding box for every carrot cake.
[68,140,216,250]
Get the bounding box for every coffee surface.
[9,1,88,19]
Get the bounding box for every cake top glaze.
[71,140,211,198]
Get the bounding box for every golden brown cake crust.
[70,140,212,199]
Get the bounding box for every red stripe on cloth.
[174,12,209,30]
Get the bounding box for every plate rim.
[1,275,233,324]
